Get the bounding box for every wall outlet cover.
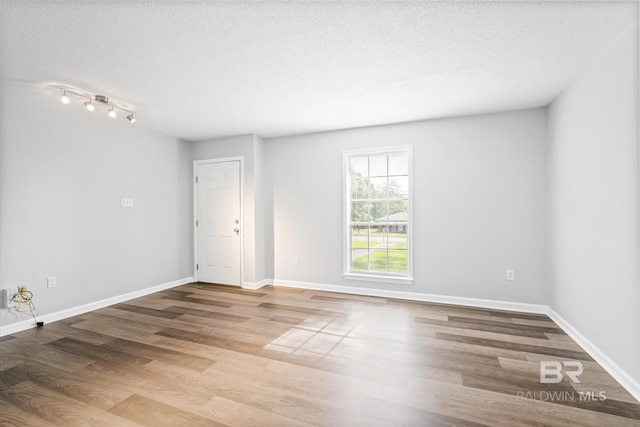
[2,287,18,309]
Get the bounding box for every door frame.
[193,156,244,285]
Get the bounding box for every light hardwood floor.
[1,282,639,426]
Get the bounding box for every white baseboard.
[0,277,194,337]
[273,279,548,314]
[546,307,640,403]
[241,278,272,290]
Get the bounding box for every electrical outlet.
[121,198,134,208]
[17,285,27,293]
[47,277,57,288]
[506,269,515,281]
[293,255,299,265]
[2,287,18,309]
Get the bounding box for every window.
[344,147,412,283]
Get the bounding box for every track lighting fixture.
[57,86,137,124]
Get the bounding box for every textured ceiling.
[0,1,637,140]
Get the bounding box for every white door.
[196,161,241,285]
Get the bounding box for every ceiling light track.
[58,86,137,124]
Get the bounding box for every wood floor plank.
[361,396,489,427]
[160,291,234,308]
[47,337,152,366]
[101,336,217,372]
[213,354,441,412]
[436,331,593,360]
[145,360,285,412]
[175,314,293,341]
[164,304,250,322]
[0,350,22,372]
[460,328,586,351]
[268,314,305,325]
[258,302,340,317]
[73,311,166,336]
[1,381,140,426]
[82,359,217,410]
[156,327,263,355]
[310,293,388,305]
[111,302,183,319]
[0,396,58,426]
[0,339,95,373]
[0,368,24,391]
[44,321,114,346]
[205,358,367,413]
[415,315,560,338]
[187,282,268,297]
[201,395,316,427]
[108,393,227,426]
[2,362,132,410]
[0,336,15,344]
[273,394,396,427]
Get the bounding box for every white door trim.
[193,157,244,285]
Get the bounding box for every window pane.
[388,176,408,198]
[389,232,407,249]
[368,249,388,273]
[351,175,369,200]
[369,224,388,249]
[351,249,368,271]
[351,224,371,250]
[389,154,408,176]
[370,200,387,222]
[369,177,387,199]
[388,250,408,274]
[350,157,368,177]
[369,155,387,177]
[388,200,408,217]
[351,201,370,222]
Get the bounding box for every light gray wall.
[0,82,193,328]
[253,135,274,281]
[547,23,640,382]
[267,108,548,303]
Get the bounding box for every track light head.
[108,107,117,118]
[60,91,70,104]
[84,100,95,111]
[126,113,136,123]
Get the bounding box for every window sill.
[343,273,413,285]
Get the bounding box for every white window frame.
[343,146,413,284]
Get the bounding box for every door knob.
[233,228,240,235]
